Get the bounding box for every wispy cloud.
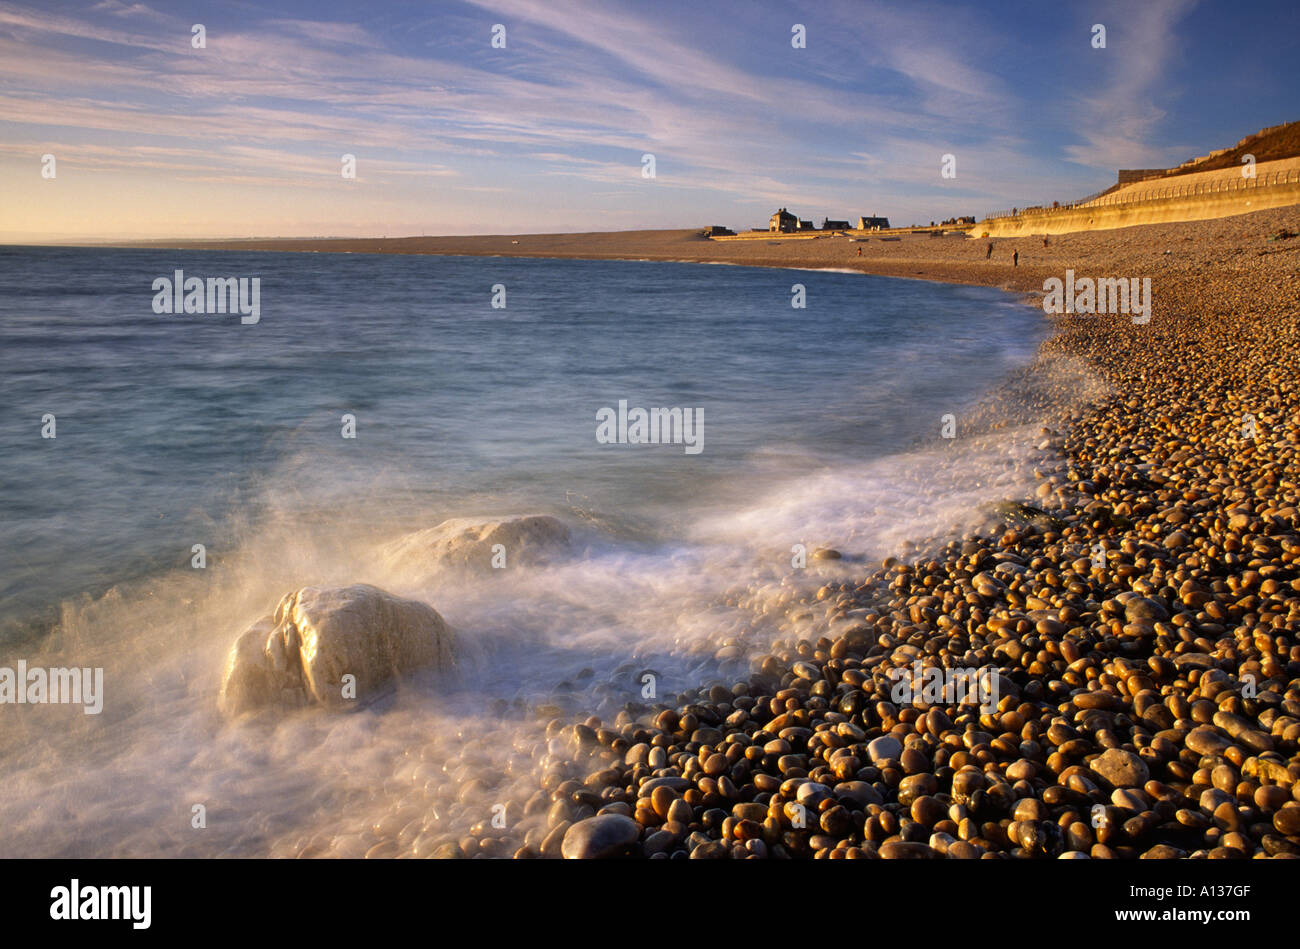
[0,0,1290,239]
[1061,0,1201,169]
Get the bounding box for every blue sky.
[2,0,1297,239]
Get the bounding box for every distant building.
[858,215,890,230]
[940,216,975,226]
[821,218,851,231]
[769,208,798,233]
[702,225,735,237]
[797,219,815,230]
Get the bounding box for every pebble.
[867,736,903,764]
[1275,805,1300,837]
[1090,749,1150,788]
[1186,728,1234,757]
[560,815,640,859]
[879,841,938,859]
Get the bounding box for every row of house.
[767,208,891,233]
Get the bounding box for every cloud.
[1060,0,1200,169]
[91,0,155,16]
[0,0,1258,238]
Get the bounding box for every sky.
[1,0,1297,241]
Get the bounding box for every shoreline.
[439,205,1300,859]
[92,204,1292,296]
[12,206,1300,860]
[87,225,1033,292]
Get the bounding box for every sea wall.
[977,158,1300,237]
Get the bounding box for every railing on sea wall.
[982,166,1300,222]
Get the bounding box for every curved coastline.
[8,206,1300,859]
[430,206,1300,860]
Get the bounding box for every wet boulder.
[378,514,571,575]
[218,584,455,716]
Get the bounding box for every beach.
[0,204,1251,863]
[574,208,1297,859]
[8,2,1300,932]
[520,208,1300,859]
[123,205,1300,859]
[1,246,1049,859]
[519,207,1300,859]
[119,206,1295,293]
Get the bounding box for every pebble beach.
[435,206,1300,860]
[112,207,1300,861]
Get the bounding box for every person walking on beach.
[857,246,862,257]
[986,242,993,259]
[1013,249,1019,267]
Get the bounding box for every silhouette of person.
[986,242,993,259]
[1013,250,1019,267]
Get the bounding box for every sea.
[0,246,1052,856]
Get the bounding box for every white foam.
[0,411,1065,857]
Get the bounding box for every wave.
[0,408,1069,856]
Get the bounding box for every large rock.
[218,584,455,716]
[378,515,571,575]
